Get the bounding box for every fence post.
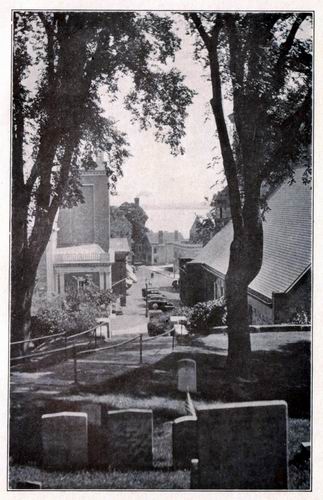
[145,282,148,318]
[172,329,175,351]
[139,334,143,364]
[73,343,78,385]
[94,326,97,348]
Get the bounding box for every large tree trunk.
[225,207,263,376]
[11,265,37,357]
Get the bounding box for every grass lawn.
[9,331,311,490]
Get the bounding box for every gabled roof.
[147,231,184,245]
[191,168,311,300]
[110,237,130,253]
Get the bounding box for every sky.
[100,14,228,234]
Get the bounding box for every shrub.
[289,308,311,325]
[188,299,226,333]
[31,284,115,339]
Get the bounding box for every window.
[153,247,158,254]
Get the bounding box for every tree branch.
[208,15,243,237]
[274,14,309,88]
[190,13,211,52]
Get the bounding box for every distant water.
[143,206,209,238]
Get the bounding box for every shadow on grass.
[75,340,310,419]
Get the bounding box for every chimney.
[134,197,139,206]
[174,230,179,241]
[158,230,163,244]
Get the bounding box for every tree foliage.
[118,202,149,246]
[12,11,195,349]
[110,206,133,242]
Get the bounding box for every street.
[110,265,180,336]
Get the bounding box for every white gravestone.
[41,411,88,470]
[177,359,197,393]
[196,401,288,489]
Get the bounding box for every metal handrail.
[142,327,175,342]
[10,331,66,346]
[78,335,141,356]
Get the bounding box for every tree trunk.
[225,211,263,377]
[11,262,38,357]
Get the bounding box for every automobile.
[142,287,160,298]
[146,293,167,301]
[147,298,175,312]
[147,312,170,336]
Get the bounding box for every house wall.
[248,295,273,325]
[184,263,311,325]
[273,270,311,323]
[180,263,221,305]
[57,171,110,252]
[182,263,276,325]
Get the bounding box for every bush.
[188,299,226,333]
[31,284,115,339]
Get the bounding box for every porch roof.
[55,243,112,265]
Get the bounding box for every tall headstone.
[173,415,197,469]
[41,412,88,470]
[196,401,288,489]
[105,409,153,469]
[177,359,197,393]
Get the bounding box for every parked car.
[142,287,160,298]
[148,298,174,312]
[147,311,171,336]
[146,293,166,301]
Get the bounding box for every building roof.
[147,231,184,245]
[110,237,130,253]
[55,243,111,264]
[191,168,311,300]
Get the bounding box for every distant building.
[181,168,311,324]
[145,230,185,265]
[36,155,114,297]
[173,241,203,273]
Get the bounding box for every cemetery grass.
[10,331,311,489]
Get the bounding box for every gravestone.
[41,412,88,470]
[177,359,197,393]
[73,402,104,468]
[173,415,197,469]
[104,409,153,469]
[196,401,288,489]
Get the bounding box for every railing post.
[145,282,148,318]
[94,326,97,348]
[73,343,78,385]
[172,329,175,351]
[139,334,143,364]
